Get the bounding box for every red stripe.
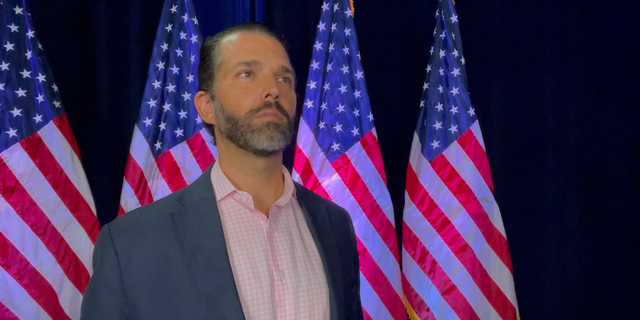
[156,151,188,192]
[20,133,100,244]
[457,129,494,192]
[186,132,215,171]
[406,164,516,320]
[293,144,331,200]
[52,114,81,160]
[0,232,71,320]
[0,301,20,320]
[123,154,154,207]
[0,158,91,294]
[403,222,480,320]
[332,153,400,263]
[431,153,513,273]
[359,131,388,185]
[117,204,125,217]
[402,273,435,320]
[362,308,373,320]
[356,238,405,319]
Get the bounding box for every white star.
[147,98,157,107]
[36,94,44,103]
[195,115,202,124]
[329,42,335,52]
[321,1,330,11]
[13,5,24,15]
[451,14,458,23]
[192,17,199,25]
[355,70,364,79]
[161,42,169,51]
[468,107,476,117]
[307,80,317,89]
[52,84,59,92]
[450,87,460,96]
[186,74,195,83]
[175,128,184,137]
[426,64,432,73]
[52,101,61,108]
[38,42,43,50]
[340,64,350,74]
[338,83,348,94]
[320,102,328,110]
[170,64,180,74]
[435,102,444,111]
[143,117,153,126]
[178,109,188,118]
[435,9,439,17]
[333,123,343,132]
[156,61,165,70]
[190,54,196,63]
[175,47,183,57]
[420,100,425,107]
[331,142,340,151]
[367,112,374,122]
[6,128,17,138]
[452,33,456,40]
[170,5,178,13]
[439,49,445,58]
[182,91,192,101]
[152,79,162,89]
[331,23,337,32]
[26,30,35,38]
[0,61,9,71]
[342,46,350,55]
[10,107,22,117]
[317,22,326,31]
[430,46,434,54]
[423,82,428,91]
[353,109,360,117]
[190,34,198,44]
[313,40,323,51]
[450,105,459,114]
[166,83,176,92]
[451,68,461,77]
[305,99,314,108]
[439,68,444,75]
[461,57,466,65]
[345,8,353,17]
[33,114,43,123]
[36,73,46,83]
[354,90,362,98]
[182,13,189,22]
[344,27,352,36]
[154,141,162,150]
[350,126,360,137]
[431,140,440,149]
[452,49,459,58]
[318,121,327,129]
[433,120,443,130]
[311,60,320,70]
[323,82,330,91]
[180,31,187,40]
[326,62,333,72]
[4,41,15,51]
[449,124,459,134]
[0,82,4,90]
[20,69,31,78]
[437,85,444,93]
[440,31,446,40]
[8,24,19,33]
[15,88,27,97]
[165,23,173,33]
[336,103,346,113]
[162,102,172,111]
[333,3,339,12]
[159,121,167,131]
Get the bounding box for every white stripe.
[40,120,97,214]
[120,180,142,213]
[344,140,395,225]
[295,119,402,297]
[402,247,459,320]
[410,134,517,307]
[403,195,499,319]
[199,128,218,160]
[0,267,51,320]
[359,271,393,320]
[129,126,171,200]
[1,143,94,272]
[470,121,485,150]
[0,195,82,319]
[170,140,202,184]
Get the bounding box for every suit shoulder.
[106,191,182,236]
[294,182,353,224]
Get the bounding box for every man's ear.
[194,91,216,126]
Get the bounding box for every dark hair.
[197,22,288,145]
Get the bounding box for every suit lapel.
[295,183,344,320]
[171,166,245,320]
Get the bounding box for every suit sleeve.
[80,224,130,320]
[343,208,364,320]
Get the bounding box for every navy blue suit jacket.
[80,166,363,320]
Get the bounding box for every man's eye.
[278,76,292,84]
[239,71,252,78]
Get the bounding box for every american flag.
[0,0,100,319]
[118,0,216,215]
[402,1,519,319]
[292,1,405,319]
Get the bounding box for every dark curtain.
[27,0,640,318]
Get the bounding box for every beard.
[213,100,295,157]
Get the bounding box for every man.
[80,23,363,320]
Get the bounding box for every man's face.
[211,32,297,157]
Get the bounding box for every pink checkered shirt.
[211,162,330,320]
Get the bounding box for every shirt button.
[241,195,247,202]
[278,270,285,279]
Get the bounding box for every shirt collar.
[210,161,297,204]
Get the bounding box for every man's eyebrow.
[277,65,296,79]
[231,60,262,69]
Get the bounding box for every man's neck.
[216,140,285,216]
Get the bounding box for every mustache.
[244,101,290,120]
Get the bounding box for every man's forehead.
[219,32,290,65]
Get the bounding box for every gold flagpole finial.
[349,0,355,15]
